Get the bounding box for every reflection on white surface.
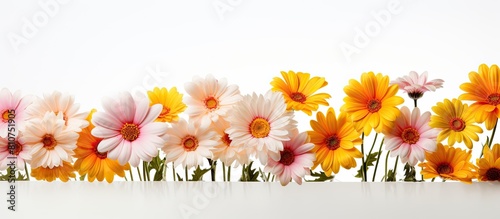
[1,182,499,219]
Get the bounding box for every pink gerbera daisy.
[225,90,297,165]
[0,88,33,137]
[264,130,315,186]
[0,132,31,171]
[391,71,444,100]
[26,91,88,132]
[162,118,218,169]
[383,106,439,166]
[210,118,247,167]
[91,92,168,167]
[184,74,242,127]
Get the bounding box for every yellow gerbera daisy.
[307,107,363,176]
[476,144,500,181]
[341,72,404,136]
[418,143,476,183]
[270,70,331,116]
[459,64,500,130]
[429,98,483,149]
[31,161,76,182]
[74,109,131,183]
[147,87,187,122]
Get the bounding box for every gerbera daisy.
[383,106,439,166]
[429,98,483,149]
[30,161,76,182]
[459,64,500,130]
[476,144,500,181]
[162,118,218,169]
[264,130,315,186]
[225,91,297,165]
[0,132,31,171]
[418,143,476,183]
[341,72,404,136]
[91,92,168,167]
[25,91,88,132]
[210,118,246,167]
[74,109,131,183]
[22,112,79,168]
[147,87,187,123]
[0,88,33,137]
[391,71,444,100]
[184,74,242,127]
[307,107,363,176]
[270,70,331,116]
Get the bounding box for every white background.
[1,0,500,218]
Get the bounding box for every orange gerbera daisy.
[418,143,476,183]
[429,98,483,149]
[476,144,500,181]
[147,87,187,123]
[341,72,404,136]
[459,64,500,130]
[270,70,331,116]
[30,161,76,182]
[74,109,130,183]
[308,107,363,176]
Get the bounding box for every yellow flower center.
[159,106,171,118]
[290,92,307,103]
[249,118,270,138]
[204,97,219,110]
[279,148,295,165]
[401,128,420,144]
[437,163,453,175]
[221,133,232,146]
[488,93,500,106]
[485,168,500,181]
[182,135,198,151]
[2,110,11,122]
[325,135,340,150]
[121,123,140,141]
[42,134,57,150]
[449,118,465,131]
[366,99,381,113]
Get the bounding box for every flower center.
[204,97,219,110]
[92,139,107,159]
[221,133,232,146]
[449,118,465,131]
[182,135,198,151]
[366,99,381,113]
[401,127,420,144]
[279,148,295,166]
[1,110,11,122]
[408,92,423,100]
[121,123,140,141]
[485,168,500,181]
[12,141,23,156]
[290,92,307,103]
[487,93,500,106]
[159,106,171,118]
[325,135,340,150]
[249,118,270,138]
[437,163,453,175]
[42,134,57,150]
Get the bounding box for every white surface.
[1,181,500,219]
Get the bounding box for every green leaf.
[355,152,379,178]
[79,174,86,181]
[189,166,211,181]
[0,167,29,181]
[240,161,260,182]
[176,173,183,181]
[403,163,417,182]
[145,154,166,181]
[386,169,397,182]
[305,170,334,182]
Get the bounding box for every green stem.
[431,177,435,182]
[367,133,378,155]
[360,132,367,182]
[129,169,134,181]
[124,175,128,181]
[208,159,216,181]
[414,99,418,108]
[384,150,390,182]
[136,167,142,181]
[228,166,231,181]
[241,164,246,181]
[24,161,30,181]
[185,166,188,181]
[222,163,226,182]
[372,138,384,182]
[482,119,498,158]
[271,175,275,182]
[393,156,399,176]
[267,172,271,182]
[172,163,176,181]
